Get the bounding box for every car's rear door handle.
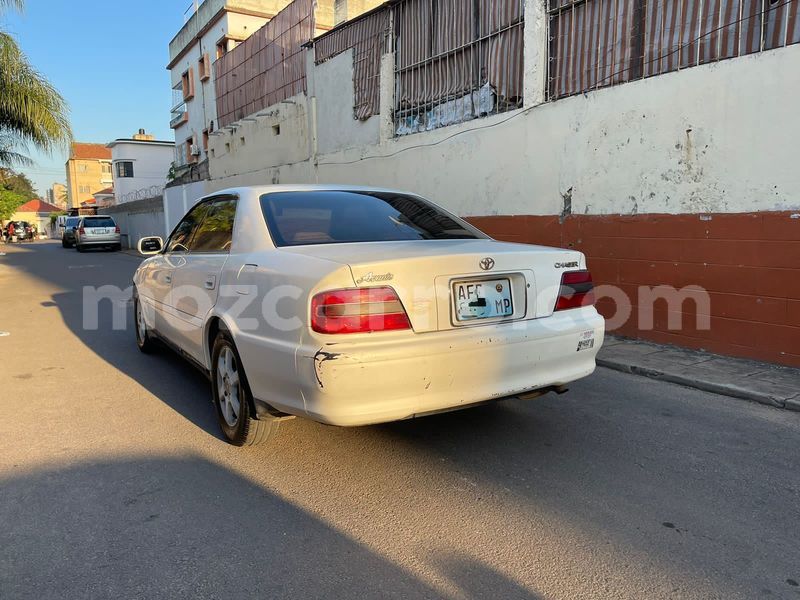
[205,275,217,290]
[164,274,172,284]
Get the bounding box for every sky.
[3,1,190,196]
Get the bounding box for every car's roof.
[83,214,113,218]
[209,184,417,198]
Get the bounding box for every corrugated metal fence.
[214,0,315,128]
[549,0,800,99]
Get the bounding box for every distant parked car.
[133,185,605,446]
[4,221,31,242]
[61,216,81,248]
[75,216,121,252]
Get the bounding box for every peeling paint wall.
[205,42,800,217]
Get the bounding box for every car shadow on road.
[0,455,541,600]
[51,286,223,438]
[0,243,223,440]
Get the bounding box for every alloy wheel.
[217,346,241,427]
[136,299,146,345]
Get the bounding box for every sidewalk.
[598,336,800,411]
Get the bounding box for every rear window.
[65,217,81,227]
[83,217,115,228]
[260,191,485,247]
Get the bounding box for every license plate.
[94,229,107,234]
[453,278,513,322]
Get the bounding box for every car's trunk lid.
[281,240,586,333]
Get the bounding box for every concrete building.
[64,143,113,209]
[167,0,299,170]
[333,0,384,25]
[166,0,379,172]
[107,130,174,204]
[45,183,67,210]
[92,187,115,208]
[157,0,800,368]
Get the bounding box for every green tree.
[0,0,72,167]
[0,189,26,220]
[0,167,36,199]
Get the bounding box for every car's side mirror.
[71,226,77,231]
[138,236,163,255]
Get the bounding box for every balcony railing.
[170,103,188,129]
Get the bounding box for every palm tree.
[0,0,72,166]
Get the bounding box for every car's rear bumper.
[78,235,120,246]
[294,307,605,426]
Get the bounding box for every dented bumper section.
[297,307,605,426]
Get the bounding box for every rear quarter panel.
[216,249,357,416]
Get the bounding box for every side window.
[189,197,237,253]
[165,202,212,253]
[116,161,134,178]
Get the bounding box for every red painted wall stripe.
[467,211,800,368]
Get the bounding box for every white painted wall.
[312,50,381,154]
[110,141,175,203]
[204,42,800,217]
[207,94,312,183]
[163,180,208,234]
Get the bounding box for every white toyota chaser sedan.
[133,185,605,446]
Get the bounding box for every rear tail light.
[311,287,411,334]
[115,226,120,233]
[554,270,595,311]
[78,227,85,235]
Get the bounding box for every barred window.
[394,0,525,136]
[548,0,800,99]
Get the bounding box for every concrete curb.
[597,358,792,409]
[597,338,800,412]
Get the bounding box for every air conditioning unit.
[190,144,201,156]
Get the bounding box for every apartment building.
[107,130,175,204]
[333,0,384,25]
[45,183,67,210]
[167,0,301,170]
[166,0,383,173]
[64,143,113,209]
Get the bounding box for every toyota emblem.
[479,257,495,271]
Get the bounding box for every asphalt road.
[1,240,799,600]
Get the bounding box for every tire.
[211,330,279,446]
[62,238,68,248]
[76,244,84,252]
[112,244,121,252]
[133,291,158,354]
